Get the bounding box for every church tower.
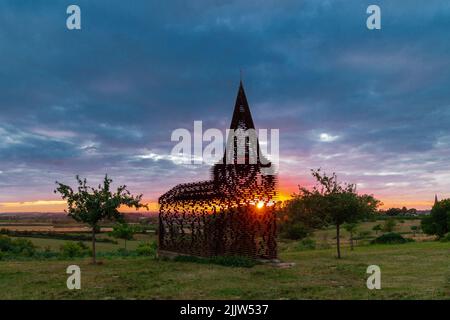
[213,81,276,204]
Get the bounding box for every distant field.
[9,233,154,252]
[0,218,448,300]
[0,225,113,233]
[0,219,157,252]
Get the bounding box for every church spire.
[229,80,255,130]
[434,194,438,205]
[220,79,263,166]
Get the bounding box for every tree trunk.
[350,231,354,251]
[92,226,96,264]
[336,223,341,259]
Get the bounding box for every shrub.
[136,241,157,257]
[371,232,414,245]
[173,255,257,268]
[37,251,59,259]
[0,235,13,252]
[60,241,91,258]
[296,238,316,251]
[281,223,310,240]
[116,248,131,256]
[173,255,207,264]
[210,255,257,268]
[0,236,36,257]
[11,238,36,256]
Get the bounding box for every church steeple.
[434,194,438,205]
[219,80,261,165]
[228,81,255,130]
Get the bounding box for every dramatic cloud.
[0,0,449,211]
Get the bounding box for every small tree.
[55,175,147,264]
[383,218,397,233]
[372,224,382,235]
[110,223,135,250]
[343,222,358,250]
[296,169,380,259]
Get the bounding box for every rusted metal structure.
[159,81,277,259]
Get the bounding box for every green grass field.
[0,228,449,300]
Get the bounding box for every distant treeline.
[0,229,118,244]
[378,207,429,217]
[373,215,421,221]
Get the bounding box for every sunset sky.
[1,0,450,213]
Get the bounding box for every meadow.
[0,218,448,300]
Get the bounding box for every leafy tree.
[278,197,322,237]
[372,224,382,235]
[383,218,397,233]
[55,175,147,264]
[110,223,136,250]
[294,169,380,259]
[343,223,358,250]
[421,199,450,238]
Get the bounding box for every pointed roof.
[219,80,270,167]
[229,81,255,130]
[435,194,438,204]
